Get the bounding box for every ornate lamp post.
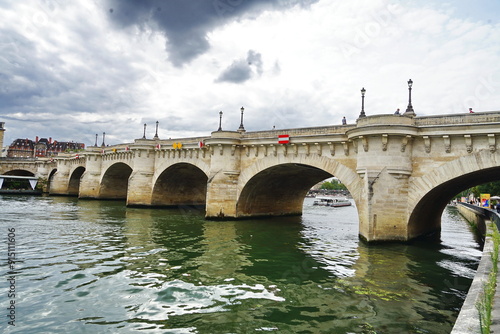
[142,123,147,139]
[101,132,106,147]
[154,121,159,139]
[359,87,366,118]
[94,133,98,147]
[218,111,223,131]
[238,106,246,132]
[404,79,416,117]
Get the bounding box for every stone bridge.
[3,111,500,242]
[0,159,55,177]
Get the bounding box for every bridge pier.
[127,171,154,206]
[348,116,416,242]
[79,150,102,199]
[33,160,55,192]
[127,144,155,206]
[357,168,413,242]
[49,160,71,195]
[205,131,242,219]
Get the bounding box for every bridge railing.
[241,124,356,139]
[416,111,500,126]
[459,202,500,231]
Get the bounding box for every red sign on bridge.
[278,134,289,144]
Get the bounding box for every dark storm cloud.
[105,0,318,67]
[0,19,147,145]
[0,30,42,109]
[247,50,263,75]
[216,49,263,83]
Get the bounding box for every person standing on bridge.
[342,117,346,125]
[469,108,474,113]
[394,108,400,115]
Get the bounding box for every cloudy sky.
[1,0,500,147]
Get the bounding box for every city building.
[6,136,85,159]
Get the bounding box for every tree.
[320,182,335,190]
[320,179,347,191]
[476,181,500,196]
[454,181,500,199]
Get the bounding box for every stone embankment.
[451,203,499,333]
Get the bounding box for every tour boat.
[313,197,352,207]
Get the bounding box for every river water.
[0,195,481,334]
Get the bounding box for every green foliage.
[36,177,48,191]
[477,223,500,334]
[5,181,22,189]
[320,182,334,190]
[3,179,30,189]
[478,271,495,334]
[455,181,500,199]
[64,148,84,153]
[360,323,378,334]
[320,179,347,190]
[477,181,500,197]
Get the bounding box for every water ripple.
[0,195,481,333]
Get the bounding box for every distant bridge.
[2,111,500,242]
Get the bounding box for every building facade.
[7,136,85,159]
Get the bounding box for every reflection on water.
[0,196,481,333]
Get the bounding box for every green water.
[0,195,481,333]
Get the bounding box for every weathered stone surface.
[2,111,500,242]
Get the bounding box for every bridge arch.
[47,168,57,193]
[236,156,362,217]
[68,166,86,196]
[408,150,500,239]
[3,169,35,176]
[152,162,208,207]
[99,162,133,199]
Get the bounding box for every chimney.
[49,137,52,144]
[36,136,39,143]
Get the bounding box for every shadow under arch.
[68,166,86,196]
[47,168,57,193]
[408,166,500,239]
[237,163,333,217]
[99,162,133,199]
[3,169,35,176]
[152,162,208,207]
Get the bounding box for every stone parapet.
[416,111,500,126]
[356,114,415,126]
[242,125,355,139]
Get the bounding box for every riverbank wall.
[451,203,499,333]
